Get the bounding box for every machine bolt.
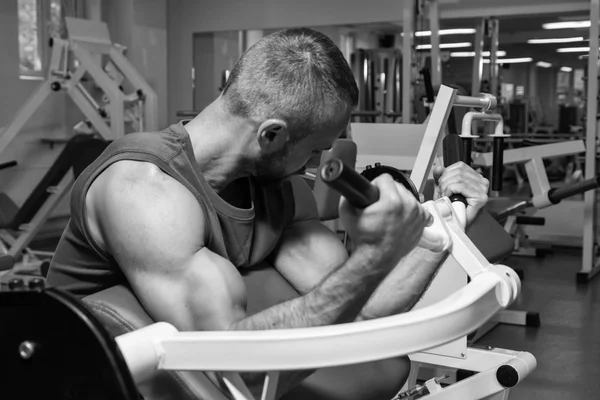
[19,341,37,360]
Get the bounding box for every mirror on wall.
[190,10,591,132]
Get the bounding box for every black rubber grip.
[443,134,468,207]
[463,138,473,165]
[515,216,545,226]
[421,68,435,103]
[547,175,600,204]
[492,136,504,191]
[320,158,379,208]
[0,160,17,170]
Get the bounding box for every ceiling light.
[557,47,594,53]
[560,66,573,72]
[415,28,476,37]
[536,61,552,68]
[528,37,585,44]
[450,51,506,57]
[542,21,591,30]
[483,57,533,64]
[416,42,471,50]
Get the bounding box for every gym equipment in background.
[473,139,600,282]
[0,17,158,156]
[0,135,109,279]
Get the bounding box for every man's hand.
[340,173,433,265]
[432,162,489,226]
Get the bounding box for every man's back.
[47,122,296,299]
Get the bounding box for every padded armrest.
[83,286,224,400]
[423,179,514,264]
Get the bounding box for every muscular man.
[47,28,488,399]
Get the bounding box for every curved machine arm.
[114,196,528,399]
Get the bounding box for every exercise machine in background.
[312,85,533,399]
[0,135,110,284]
[0,17,158,278]
[0,17,158,156]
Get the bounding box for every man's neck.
[184,101,255,192]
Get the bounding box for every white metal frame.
[115,196,534,400]
[473,141,586,209]
[0,17,158,156]
[581,0,600,283]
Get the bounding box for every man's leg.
[242,262,410,400]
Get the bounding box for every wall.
[167,0,405,122]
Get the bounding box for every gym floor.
[475,180,600,399]
[477,249,600,399]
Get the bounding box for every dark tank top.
[46,122,297,297]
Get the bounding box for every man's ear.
[257,119,289,153]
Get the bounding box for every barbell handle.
[319,159,449,252]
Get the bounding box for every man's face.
[256,113,350,181]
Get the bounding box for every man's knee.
[283,356,411,400]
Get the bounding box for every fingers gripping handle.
[319,159,450,252]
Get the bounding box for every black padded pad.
[0,288,139,400]
[84,286,228,400]
[466,209,515,264]
[72,138,111,179]
[423,179,514,264]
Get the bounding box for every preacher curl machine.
[0,86,535,400]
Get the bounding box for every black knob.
[50,81,61,91]
[496,365,519,388]
[374,162,381,167]
[8,279,25,291]
[28,278,45,290]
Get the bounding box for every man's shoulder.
[90,160,193,210]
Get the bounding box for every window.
[18,0,67,80]
[18,0,42,78]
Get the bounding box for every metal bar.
[549,176,600,203]
[489,19,500,98]
[0,81,53,155]
[67,84,113,139]
[472,20,485,96]
[581,0,600,281]
[410,85,458,192]
[429,0,441,90]
[8,175,73,257]
[402,0,415,124]
[454,94,497,111]
[410,347,528,373]
[472,140,585,167]
[117,274,506,373]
